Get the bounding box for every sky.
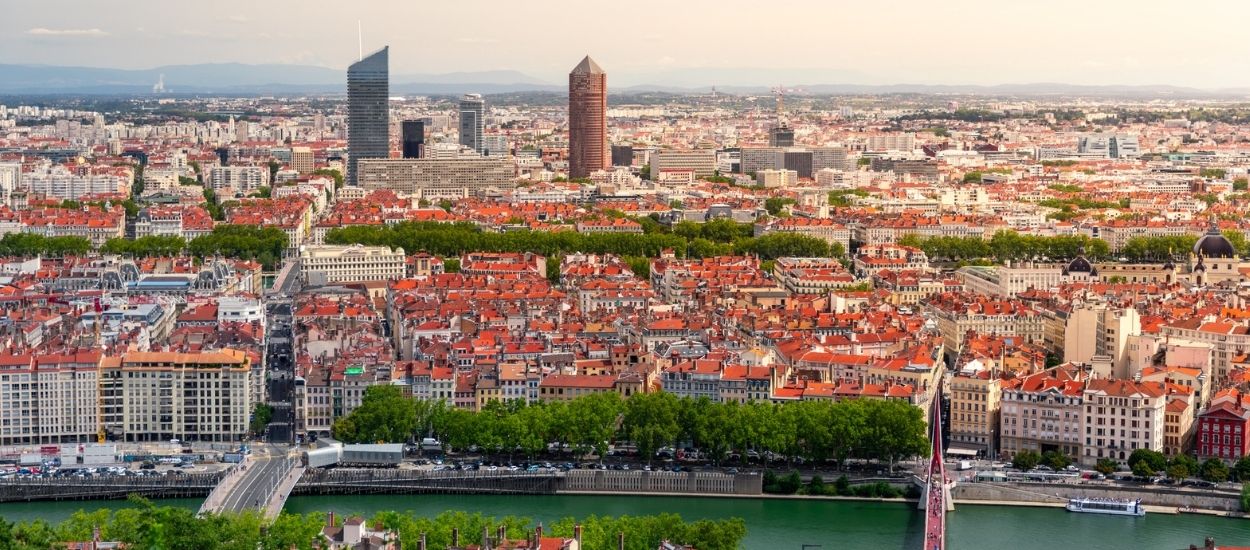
[1,0,1246,89]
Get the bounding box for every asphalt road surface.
[218,451,288,513]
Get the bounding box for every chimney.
[574,524,582,547]
[618,531,625,550]
[535,523,543,544]
[327,511,335,528]
[451,528,459,548]
[482,525,492,550]
[498,525,507,544]
[418,533,427,550]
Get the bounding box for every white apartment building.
[101,350,252,443]
[208,165,269,195]
[300,244,407,284]
[0,352,100,446]
[1082,379,1166,465]
[24,166,128,200]
[999,368,1087,459]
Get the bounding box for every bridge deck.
[200,447,297,516]
[921,380,947,550]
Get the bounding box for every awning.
[945,447,979,457]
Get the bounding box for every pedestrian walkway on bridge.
[199,446,304,519]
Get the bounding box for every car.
[1034,465,1054,472]
[1094,473,1106,480]
[1064,465,1079,472]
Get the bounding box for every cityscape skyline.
[3,0,1250,89]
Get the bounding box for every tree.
[1235,177,1249,191]
[188,225,289,270]
[1170,454,1199,480]
[331,385,418,443]
[624,392,680,465]
[249,186,272,198]
[1094,458,1119,475]
[1041,450,1072,471]
[1127,449,1167,475]
[1242,483,1250,513]
[1011,450,1041,471]
[1233,456,1250,482]
[249,403,273,436]
[764,197,796,216]
[1199,458,1230,482]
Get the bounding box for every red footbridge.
[922,380,947,550]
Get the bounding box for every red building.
[1196,388,1250,462]
[568,55,607,178]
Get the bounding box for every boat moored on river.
[1065,497,1145,516]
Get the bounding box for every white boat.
[1065,497,1146,516]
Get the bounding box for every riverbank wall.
[0,472,223,503]
[953,482,1244,513]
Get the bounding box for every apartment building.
[101,350,252,443]
[24,166,129,200]
[1082,379,1166,465]
[1196,388,1250,463]
[208,165,269,195]
[0,352,100,446]
[923,293,1045,354]
[300,244,407,284]
[948,359,1002,456]
[999,367,1086,459]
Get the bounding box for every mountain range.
[1,62,1247,98]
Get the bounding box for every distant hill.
[0,62,1245,98]
[0,63,556,94]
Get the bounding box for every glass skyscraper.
[459,94,485,155]
[347,46,390,185]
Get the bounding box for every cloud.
[26,27,109,37]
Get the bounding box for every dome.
[1194,227,1236,258]
[1066,255,1093,274]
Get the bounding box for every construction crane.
[772,85,787,127]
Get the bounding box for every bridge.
[921,380,951,550]
[199,446,303,520]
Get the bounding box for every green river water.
[0,495,1245,549]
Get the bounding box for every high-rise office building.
[402,120,425,159]
[291,146,314,174]
[568,56,608,179]
[611,145,634,167]
[769,126,795,147]
[459,94,485,155]
[347,46,390,186]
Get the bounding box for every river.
[0,495,1244,549]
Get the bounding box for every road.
[217,448,290,513]
[266,299,295,444]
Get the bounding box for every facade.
[291,146,314,174]
[999,367,1086,459]
[0,352,100,446]
[459,94,485,155]
[300,244,407,284]
[208,166,269,194]
[568,56,608,178]
[357,158,514,198]
[757,169,798,188]
[24,167,127,200]
[948,360,1002,456]
[1196,388,1250,463]
[1077,133,1141,159]
[651,150,717,178]
[768,125,794,147]
[401,120,425,159]
[1064,303,1141,379]
[102,350,252,443]
[347,46,390,185]
[1082,379,1166,465]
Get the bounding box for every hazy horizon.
[2,0,1245,89]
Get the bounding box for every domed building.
[1189,225,1248,286]
[1061,248,1098,283]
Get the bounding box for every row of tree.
[325,221,835,261]
[101,235,188,257]
[897,231,1110,262]
[1,496,745,550]
[1121,449,1250,482]
[0,233,91,257]
[186,225,289,270]
[331,387,930,469]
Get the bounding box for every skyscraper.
[347,46,390,186]
[459,94,485,155]
[402,120,425,159]
[568,56,607,179]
